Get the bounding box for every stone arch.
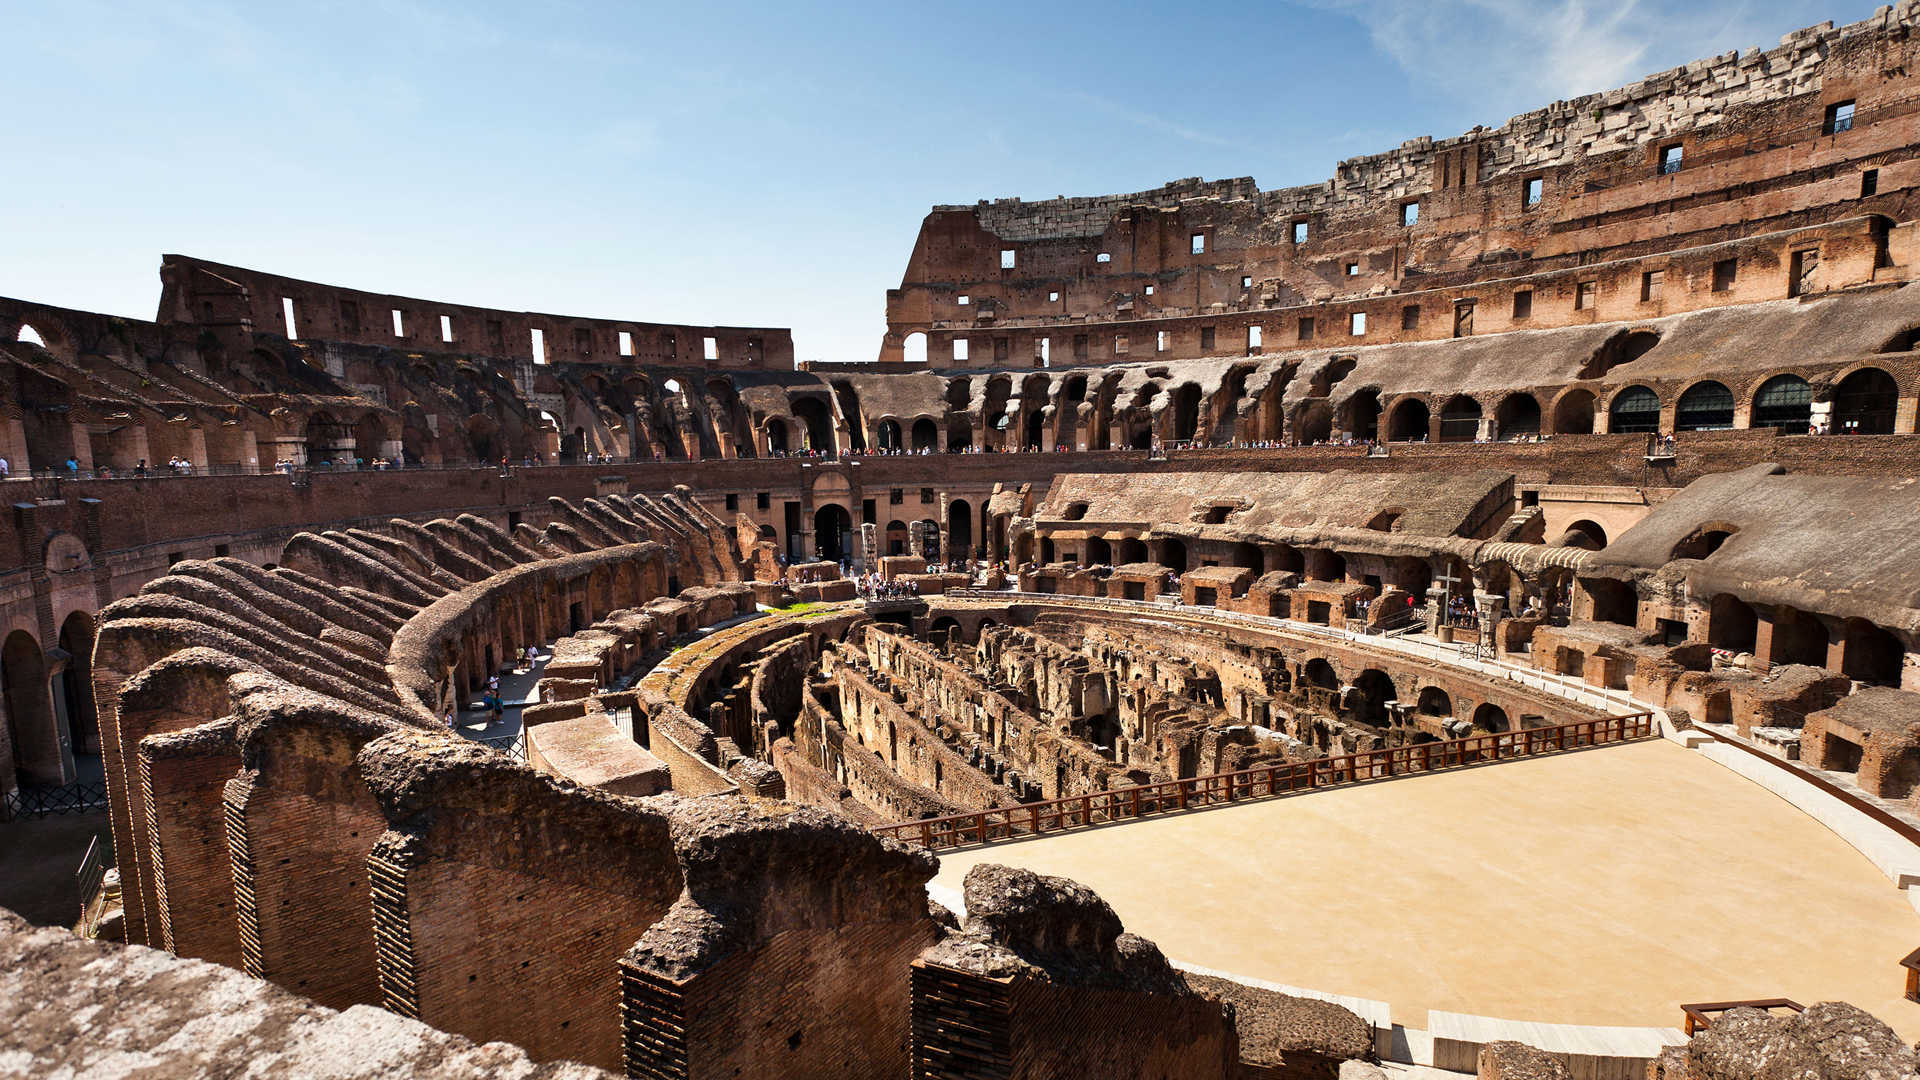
[1171,384,1203,441]
[791,397,834,453]
[1494,393,1541,440]
[1750,374,1813,432]
[57,610,99,762]
[1416,686,1452,718]
[1842,618,1904,685]
[1675,380,1734,431]
[2,629,55,785]
[1085,537,1112,565]
[1341,388,1382,442]
[1606,385,1661,434]
[1767,606,1829,668]
[1551,387,1596,435]
[901,332,928,364]
[1302,658,1339,692]
[1560,520,1608,550]
[1351,669,1396,726]
[1579,329,1660,379]
[1154,537,1188,572]
[947,499,974,559]
[876,417,903,451]
[1387,397,1429,442]
[1470,702,1509,733]
[1708,593,1758,654]
[1437,395,1482,442]
[1117,537,1148,564]
[813,504,854,563]
[910,416,938,452]
[1831,366,1899,434]
[1292,400,1333,445]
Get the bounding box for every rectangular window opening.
[1658,144,1683,175]
[1349,312,1367,336]
[1040,337,1052,364]
[530,327,548,365]
[618,331,633,356]
[1401,202,1419,226]
[1401,305,1420,331]
[1114,334,1129,355]
[1512,290,1533,320]
[1712,258,1737,292]
[1156,330,1168,353]
[1144,285,1153,296]
[1523,177,1543,208]
[1096,252,1112,264]
[957,295,970,306]
[725,494,739,512]
[392,309,405,336]
[1199,326,1216,351]
[1640,270,1664,303]
[280,297,298,340]
[1824,100,1855,135]
[1190,233,1206,255]
[1048,290,1061,303]
[1247,325,1262,352]
[1862,169,1879,197]
[1298,317,1315,341]
[1241,275,1253,289]
[953,338,969,361]
[756,491,770,511]
[1292,221,1308,244]
[1345,263,1360,276]
[439,314,454,343]
[1000,248,1016,269]
[703,335,718,361]
[1575,280,1597,310]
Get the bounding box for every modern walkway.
[933,738,1920,1040]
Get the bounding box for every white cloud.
[1309,0,1826,119]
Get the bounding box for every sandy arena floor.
[934,739,1920,1038]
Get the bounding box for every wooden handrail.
[872,711,1655,850]
[1679,998,1803,1036]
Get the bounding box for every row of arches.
[3,612,99,797]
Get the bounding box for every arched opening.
[1292,401,1332,445]
[918,519,941,560]
[1345,389,1381,442]
[1156,538,1188,572]
[813,504,854,563]
[1583,578,1637,627]
[1118,537,1148,564]
[1172,384,1203,441]
[56,611,99,764]
[1085,537,1112,565]
[353,412,391,464]
[1494,393,1541,440]
[1579,329,1660,379]
[885,519,909,556]
[1671,524,1736,561]
[1303,658,1339,692]
[1832,367,1898,434]
[947,500,974,560]
[791,398,834,453]
[1708,594,1758,654]
[1231,543,1263,573]
[304,411,350,466]
[1471,703,1509,733]
[1559,520,1608,550]
[930,616,961,643]
[911,417,938,452]
[1351,669,1397,726]
[1304,548,1346,583]
[877,418,903,450]
[1039,536,1055,564]
[1842,618,1904,685]
[1675,381,1734,431]
[1552,389,1596,435]
[831,382,867,452]
[1024,409,1045,450]
[1751,375,1813,432]
[1416,686,1453,718]
[1387,398,1430,441]
[1767,606,1829,668]
[765,419,790,454]
[901,332,928,364]
[2,630,55,785]
[1437,395,1483,442]
[1607,386,1661,434]
[16,323,47,347]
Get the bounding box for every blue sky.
[0,0,1869,363]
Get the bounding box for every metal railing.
[3,779,110,820]
[474,731,526,759]
[76,834,107,925]
[871,711,1654,851]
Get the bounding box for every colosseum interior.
[7,5,1920,1079]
